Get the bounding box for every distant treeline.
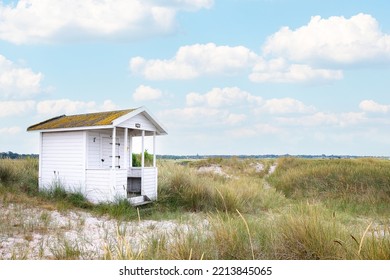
[157,154,390,160]
[0,151,38,159]
[2,151,388,160]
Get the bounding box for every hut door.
[101,136,120,169]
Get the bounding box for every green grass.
[0,157,38,195]
[268,157,390,216]
[157,159,284,213]
[1,157,389,260]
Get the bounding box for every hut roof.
[27,109,135,131]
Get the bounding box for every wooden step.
[128,195,152,206]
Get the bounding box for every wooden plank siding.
[86,129,129,170]
[40,131,85,192]
[85,169,127,203]
[112,169,127,200]
[142,167,157,200]
[85,169,111,202]
[117,113,157,132]
[86,131,101,169]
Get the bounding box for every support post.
[38,132,43,188]
[124,128,128,169]
[141,130,145,195]
[111,127,117,201]
[129,134,133,167]
[141,130,145,168]
[153,131,156,168]
[82,131,87,193]
[112,127,116,170]
[153,131,157,200]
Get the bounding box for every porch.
[127,167,158,205]
[85,125,159,205]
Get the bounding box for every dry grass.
[157,159,284,213]
[1,157,389,260]
[268,157,390,216]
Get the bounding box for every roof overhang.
[27,106,168,135]
[113,106,168,135]
[28,125,113,133]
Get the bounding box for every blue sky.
[1,0,390,156]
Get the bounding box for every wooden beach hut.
[27,107,167,206]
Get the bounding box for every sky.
[1,0,390,156]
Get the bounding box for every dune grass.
[267,157,390,216]
[157,159,286,214]
[0,157,38,195]
[1,157,389,260]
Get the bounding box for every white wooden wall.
[85,169,127,203]
[84,169,110,202]
[39,125,158,203]
[40,131,85,192]
[142,167,157,200]
[86,131,101,169]
[87,129,129,170]
[84,129,129,203]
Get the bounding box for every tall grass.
[157,160,284,213]
[188,157,273,178]
[268,157,390,216]
[1,157,390,260]
[0,158,38,195]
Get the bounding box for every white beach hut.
[27,107,167,206]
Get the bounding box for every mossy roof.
[27,109,135,131]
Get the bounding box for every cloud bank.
[263,13,390,65]
[0,54,43,98]
[0,0,213,44]
[130,43,257,80]
[130,13,390,83]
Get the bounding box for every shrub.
[132,150,153,167]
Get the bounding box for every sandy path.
[0,202,208,259]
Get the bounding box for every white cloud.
[186,87,262,107]
[250,57,343,83]
[277,112,366,127]
[251,13,390,83]
[36,99,97,115]
[129,13,389,84]
[0,100,35,117]
[187,88,314,116]
[263,13,390,65]
[0,0,213,44]
[359,100,390,113]
[159,107,248,128]
[159,87,263,129]
[255,123,280,134]
[0,98,118,118]
[130,43,258,80]
[339,112,366,126]
[260,97,316,114]
[0,126,21,134]
[159,106,250,128]
[133,85,162,101]
[100,99,117,111]
[227,123,280,138]
[148,0,213,11]
[159,106,221,122]
[226,127,257,138]
[0,54,43,97]
[225,113,246,125]
[277,112,337,126]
